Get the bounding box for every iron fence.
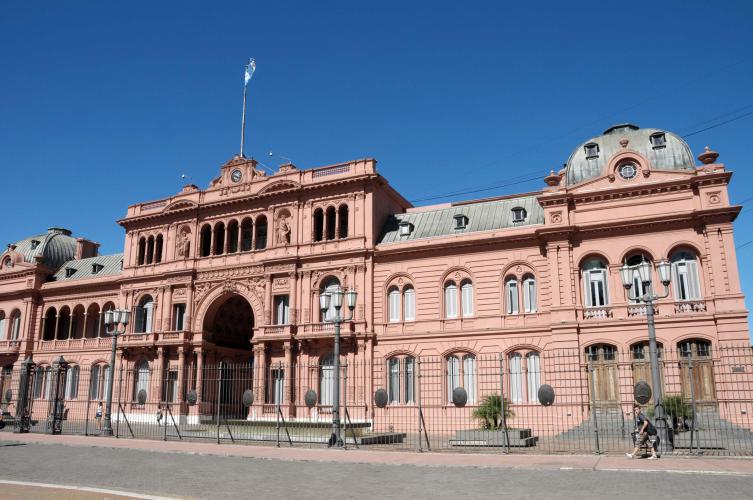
[2,344,753,456]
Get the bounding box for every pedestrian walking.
[627,403,658,459]
[95,401,103,430]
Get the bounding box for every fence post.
[216,363,222,445]
[417,357,423,452]
[498,353,510,454]
[276,362,281,448]
[587,358,600,454]
[688,349,699,454]
[116,365,124,438]
[84,395,92,436]
[343,361,348,450]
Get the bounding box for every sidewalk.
[2,432,752,476]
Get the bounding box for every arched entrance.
[202,293,255,351]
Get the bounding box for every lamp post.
[319,286,357,447]
[620,259,672,452]
[102,308,131,436]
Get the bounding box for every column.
[265,275,273,325]
[177,348,186,404]
[67,313,73,339]
[237,225,242,252]
[82,312,88,339]
[289,272,298,325]
[54,314,60,340]
[96,311,102,338]
[283,341,293,411]
[196,349,204,403]
[163,287,173,332]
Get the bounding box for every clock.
[618,163,637,180]
[231,169,243,183]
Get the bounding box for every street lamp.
[620,259,672,451]
[319,286,357,447]
[102,308,131,436]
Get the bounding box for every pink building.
[0,124,750,445]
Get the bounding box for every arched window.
[255,215,267,250]
[134,295,154,333]
[321,278,341,321]
[582,259,609,307]
[240,218,253,251]
[34,366,48,399]
[200,224,212,257]
[89,364,101,399]
[338,204,349,238]
[326,207,337,240]
[132,360,150,402]
[461,280,474,317]
[5,310,18,339]
[319,353,334,405]
[154,235,163,263]
[523,275,537,313]
[509,352,523,403]
[43,307,57,341]
[444,281,458,319]
[388,287,400,323]
[671,251,702,301]
[313,208,324,242]
[446,354,476,403]
[526,352,541,403]
[57,307,71,340]
[226,220,239,253]
[66,365,79,399]
[213,222,225,255]
[403,286,416,322]
[387,356,415,404]
[0,311,5,341]
[625,254,651,303]
[146,236,155,264]
[505,277,519,315]
[137,237,146,266]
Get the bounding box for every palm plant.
[472,394,514,430]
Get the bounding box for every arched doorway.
[202,293,255,351]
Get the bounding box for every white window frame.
[582,260,609,307]
[461,281,474,317]
[388,287,401,323]
[403,286,416,322]
[388,358,400,403]
[671,252,701,301]
[10,312,20,340]
[509,353,523,403]
[173,303,186,331]
[506,278,519,315]
[322,279,341,322]
[523,276,537,313]
[447,355,460,402]
[274,295,290,325]
[526,352,541,403]
[445,282,458,319]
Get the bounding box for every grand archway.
[202,293,255,351]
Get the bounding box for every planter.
[450,428,537,447]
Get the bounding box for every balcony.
[674,300,707,314]
[157,330,193,345]
[36,337,112,351]
[0,340,21,353]
[582,306,612,320]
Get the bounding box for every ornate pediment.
[164,200,198,212]
[258,180,301,195]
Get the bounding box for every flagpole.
[240,77,248,157]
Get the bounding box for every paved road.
[1,441,751,499]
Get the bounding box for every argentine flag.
[244,59,256,86]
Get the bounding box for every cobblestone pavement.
[1,438,753,499]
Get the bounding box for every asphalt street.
[1,441,751,499]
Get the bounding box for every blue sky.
[2,1,753,328]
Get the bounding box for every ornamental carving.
[176,227,191,259]
[550,211,563,224]
[197,265,263,281]
[272,278,289,290]
[276,215,292,246]
[707,191,721,205]
[173,288,187,298]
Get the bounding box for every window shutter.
[389,289,400,322]
[688,260,701,300]
[461,282,473,317]
[403,288,415,321]
[583,271,592,307]
[463,356,476,403]
[145,303,153,333]
[527,353,541,403]
[445,284,457,319]
[671,262,682,300]
[509,354,523,403]
[528,279,537,312]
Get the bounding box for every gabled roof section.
[50,253,123,282]
[378,195,544,244]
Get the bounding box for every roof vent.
[65,267,77,278]
[453,214,469,230]
[511,207,527,223]
[92,263,104,274]
[584,143,599,159]
[398,221,413,237]
[650,132,666,149]
[48,227,73,236]
[30,240,40,250]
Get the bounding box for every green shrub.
[472,395,514,430]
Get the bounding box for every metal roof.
[378,195,543,244]
[50,253,123,282]
[565,124,695,186]
[12,228,78,270]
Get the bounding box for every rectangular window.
[524,279,537,313]
[447,356,460,402]
[272,369,284,404]
[445,286,458,319]
[388,359,400,403]
[388,290,401,323]
[527,354,541,403]
[509,355,523,404]
[507,281,519,314]
[89,365,101,400]
[403,288,415,321]
[274,295,290,325]
[463,356,476,403]
[405,358,415,403]
[586,270,608,307]
[163,370,178,402]
[173,304,186,331]
[461,283,474,317]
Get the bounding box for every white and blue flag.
[244,59,256,86]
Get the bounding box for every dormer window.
[650,132,666,149]
[2,257,11,269]
[453,214,469,230]
[30,240,40,250]
[398,221,414,237]
[65,267,77,278]
[511,207,527,223]
[584,143,599,159]
[92,263,104,274]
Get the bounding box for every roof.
[378,195,544,244]
[12,228,78,270]
[565,124,695,186]
[50,253,123,282]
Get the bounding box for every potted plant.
[472,394,514,430]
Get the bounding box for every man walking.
[627,403,658,459]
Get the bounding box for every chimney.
[75,238,100,260]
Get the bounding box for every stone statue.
[176,230,191,258]
[276,217,291,245]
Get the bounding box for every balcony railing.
[674,300,707,314]
[583,306,612,320]
[0,340,21,352]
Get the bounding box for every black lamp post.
[49,355,69,435]
[102,308,130,436]
[620,259,672,452]
[14,356,36,433]
[319,286,357,447]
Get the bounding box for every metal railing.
[2,344,752,456]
